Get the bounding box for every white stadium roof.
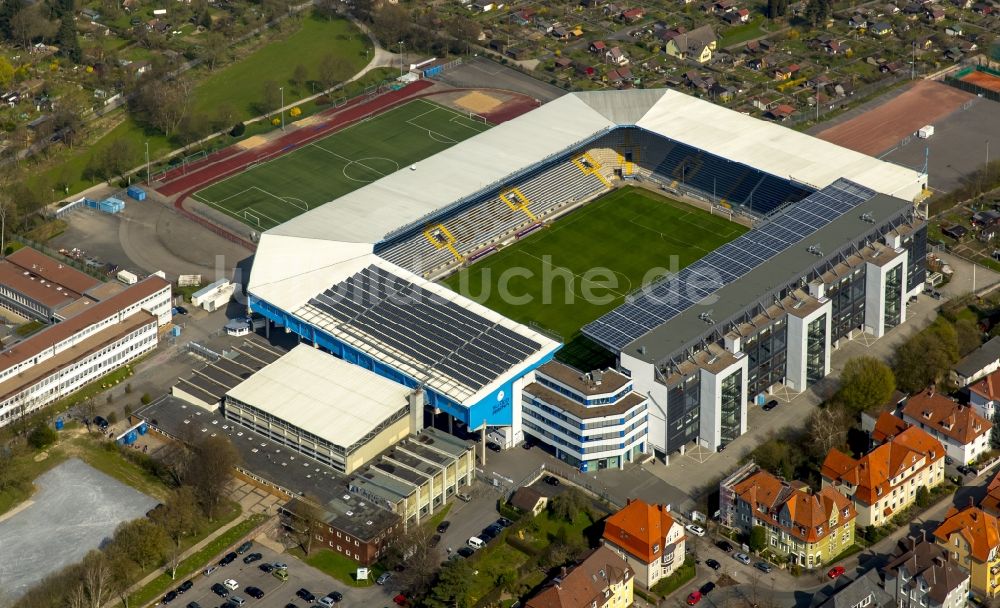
[225,344,412,448]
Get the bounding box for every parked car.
[716,540,733,552]
[326,592,343,603]
[543,475,560,486]
[93,416,109,429]
[699,582,716,596]
[705,559,721,571]
[429,534,442,547]
[456,492,472,502]
[436,521,451,533]
[376,572,392,585]
[686,591,702,606]
[175,306,189,315]
[486,442,502,452]
[219,552,238,566]
[457,547,475,558]
[685,524,706,537]
[259,563,274,573]
[203,566,218,576]
[186,603,201,608]
[223,580,239,591]
[272,570,288,582]
[211,584,229,598]
[497,517,513,528]
[522,441,533,449]
[318,597,335,608]
[755,562,772,573]
[245,588,264,600]
[828,566,846,579]
[176,581,193,595]
[296,590,315,603]
[243,553,263,564]
[236,541,253,555]
[763,400,779,411]
[483,524,503,538]
[734,553,751,565]
[163,591,178,604]
[273,562,288,571]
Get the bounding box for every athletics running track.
[157,80,540,251]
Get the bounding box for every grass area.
[0,446,70,516]
[53,364,135,411]
[427,503,452,530]
[22,219,68,243]
[192,99,490,230]
[68,435,172,502]
[127,509,261,608]
[650,557,696,597]
[15,320,46,337]
[443,186,747,343]
[193,15,371,121]
[718,17,768,48]
[292,547,386,587]
[467,543,531,602]
[521,509,601,552]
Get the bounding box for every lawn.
[442,186,747,345]
[128,510,264,608]
[192,15,372,120]
[68,435,172,502]
[192,99,491,230]
[0,446,70,516]
[718,16,768,49]
[293,547,387,587]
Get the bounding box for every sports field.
[442,186,746,366]
[192,99,491,230]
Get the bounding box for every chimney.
[933,556,945,568]
[560,566,568,579]
[921,529,927,543]
[907,534,916,551]
[408,387,425,434]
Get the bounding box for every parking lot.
[159,543,392,608]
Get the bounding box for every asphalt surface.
[433,56,566,103]
[0,459,158,607]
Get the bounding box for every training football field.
[442,186,747,366]
[192,99,491,230]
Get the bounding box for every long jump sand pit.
[454,90,504,114]
[236,135,268,150]
[816,80,973,156]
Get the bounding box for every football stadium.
[247,88,928,465]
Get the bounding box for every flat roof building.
[0,247,101,322]
[224,345,422,474]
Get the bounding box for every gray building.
[884,537,970,608]
[814,571,894,608]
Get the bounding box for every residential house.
[510,486,548,516]
[709,82,736,101]
[971,210,1000,226]
[525,546,634,608]
[971,2,993,14]
[711,0,736,12]
[925,6,946,20]
[590,40,608,53]
[662,25,717,63]
[954,337,1000,387]
[821,425,945,527]
[751,95,776,111]
[825,39,849,54]
[736,7,751,21]
[970,368,1000,420]
[607,67,634,87]
[934,506,1000,598]
[884,537,971,608]
[773,64,800,80]
[472,0,496,12]
[849,13,868,28]
[607,46,629,65]
[620,7,644,21]
[813,570,894,608]
[766,103,796,120]
[684,70,716,91]
[901,389,992,465]
[945,24,963,36]
[871,21,894,35]
[553,56,573,70]
[723,467,856,569]
[602,499,685,589]
[981,470,1000,517]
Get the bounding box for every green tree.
[748,525,767,552]
[113,519,168,570]
[56,12,81,63]
[955,318,983,357]
[836,356,896,415]
[993,408,1000,449]
[27,422,57,449]
[425,559,474,608]
[0,56,13,88]
[915,486,930,508]
[549,487,588,523]
[152,487,202,578]
[894,320,959,392]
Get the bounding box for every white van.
[467,536,485,550]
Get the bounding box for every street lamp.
[145,140,150,184]
[398,41,404,78]
[279,86,284,131]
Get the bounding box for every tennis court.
[192,99,491,230]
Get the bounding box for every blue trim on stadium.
[248,294,559,428]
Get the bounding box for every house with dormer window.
[602,498,685,588]
[901,388,992,465]
[822,426,944,527]
[934,506,1000,598]
[721,466,856,569]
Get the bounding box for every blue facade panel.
[250,295,559,428]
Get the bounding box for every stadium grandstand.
[248,88,927,458]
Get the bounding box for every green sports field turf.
[192,99,490,230]
[442,186,747,367]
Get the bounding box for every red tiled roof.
[970,370,1000,402]
[602,498,680,563]
[732,470,855,543]
[526,547,632,608]
[6,247,101,295]
[822,426,943,505]
[902,389,992,445]
[872,411,911,443]
[934,506,1000,562]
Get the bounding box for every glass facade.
[903,225,928,293]
[806,314,827,386]
[827,268,866,342]
[720,370,742,443]
[744,320,787,399]
[666,375,700,452]
[884,265,903,330]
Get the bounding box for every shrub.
[28,423,58,449]
[230,122,246,137]
[141,393,152,405]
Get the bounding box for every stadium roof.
[257,89,924,251]
[251,254,558,406]
[225,344,412,448]
[584,180,914,363]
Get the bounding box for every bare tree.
[0,196,12,255]
[199,33,228,70]
[81,551,113,608]
[152,487,202,579]
[106,549,140,608]
[67,583,88,608]
[807,405,850,460]
[384,524,442,596]
[184,435,240,519]
[286,496,325,556]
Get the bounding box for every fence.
[945,64,1000,103]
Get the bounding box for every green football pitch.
[192,99,491,230]
[442,186,747,367]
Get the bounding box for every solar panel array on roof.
[582,178,877,352]
[306,265,541,392]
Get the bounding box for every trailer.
[917,125,934,139]
[126,185,146,201]
[117,270,138,285]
